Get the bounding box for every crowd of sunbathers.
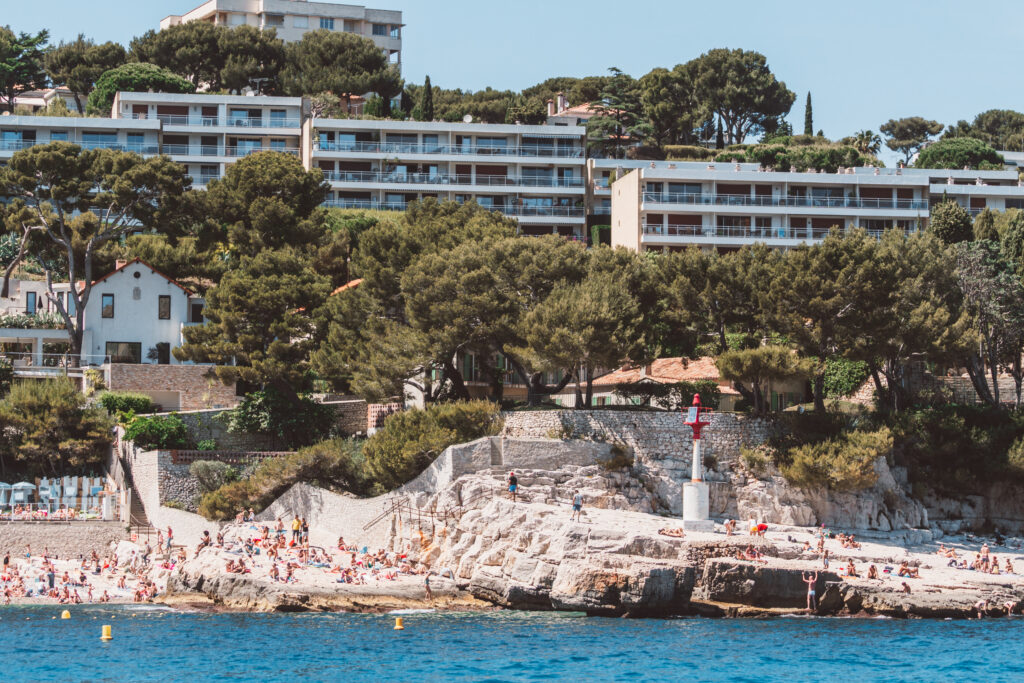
[0,505,99,522]
[196,514,436,587]
[0,544,157,605]
[938,542,1015,574]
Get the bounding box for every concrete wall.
[0,521,126,558]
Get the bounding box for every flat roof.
[314,117,586,136]
[596,159,1020,182]
[116,91,304,106]
[0,115,161,130]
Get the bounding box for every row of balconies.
[642,192,930,211]
[641,224,911,241]
[322,198,586,217]
[314,141,585,159]
[128,113,301,128]
[321,170,584,188]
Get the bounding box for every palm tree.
[852,129,882,156]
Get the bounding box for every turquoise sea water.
[2,605,1021,682]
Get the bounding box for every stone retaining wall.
[0,521,126,558]
[501,410,773,515]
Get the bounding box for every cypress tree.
[715,118,724,149]
[421,75,434,122]
[804,92,813,136]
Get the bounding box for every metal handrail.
[314,141,585,158]
[322,170,584,188]
[643,191,929,210]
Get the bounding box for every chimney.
[546,99,555,117]
[556,92,568,114]
[115,259,128,270]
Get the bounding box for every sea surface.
[1,605,1021,682]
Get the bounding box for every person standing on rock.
[291,515,302,544]
[571,490,583,522]
[803,571,819,612]
[424,573,433,602]
[507,471,518,502]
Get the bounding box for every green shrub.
[1009,437,1024,475]
[740,444,773,476]
[124,413,191,450]
[600,442,634,471]
[98,392,156,416]
[664,145,715,161]
[363,401,503,491]
[189,460,238,494]
[781,427,891,491]
[222,389,334,449]
[0,312,65,329]
[823,358,870,398]
[197,439,218,451]
[197,438,368,520]
[716,151,746,163]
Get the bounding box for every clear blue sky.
[6,0,1024,160]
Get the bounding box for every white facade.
[608,160,1024,252]
[111,92,305,186]
[160,0,403,67]
[312,118,589,239]
[78,260,205,366]
[0,115,161,160]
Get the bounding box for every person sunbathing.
[658,527,685,538]
[897,562,920,578]
[845,561,859,578]
[867,564,879,580]
[1006,559,1015,574]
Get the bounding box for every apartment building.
[311,118,589,239]
[110,91,306,186]
[0,114,160,160]
[161,0,403,67]
[607,160,1024,252]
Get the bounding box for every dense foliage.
[123,413,190,450]
[98,392,156,417]
[86,62,195,115]
[915,137,1004,170]
[220,389,335,450]
[198,438,367,520]
[0,379,113,479]
[613,379,721,410]
[362,401,503,491]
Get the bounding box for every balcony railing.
[3,352,110,374]
[224,146,300,157]
[80,141,160,154]
[314,141,584,158]
[0,139,38,152]
[322,199,584,217]
[321,170,584,188]
[643,192,930,211]
[642,224,913,240]
[129,113,300,128]
[192,174,221,186]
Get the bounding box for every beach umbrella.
[12,482,36,489]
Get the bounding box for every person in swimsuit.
[803,571,819,612]
[507,472,518,502]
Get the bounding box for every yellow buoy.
[61,610,71,620]
[394,617,404,631]
[101,625,113,641]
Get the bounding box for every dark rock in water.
[695,559,840,608]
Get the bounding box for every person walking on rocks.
[803,571,819,612]
[571,490,583,522]
[507,471,518,502]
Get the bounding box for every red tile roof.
[331,278,363,296]
[593,357,741,395]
